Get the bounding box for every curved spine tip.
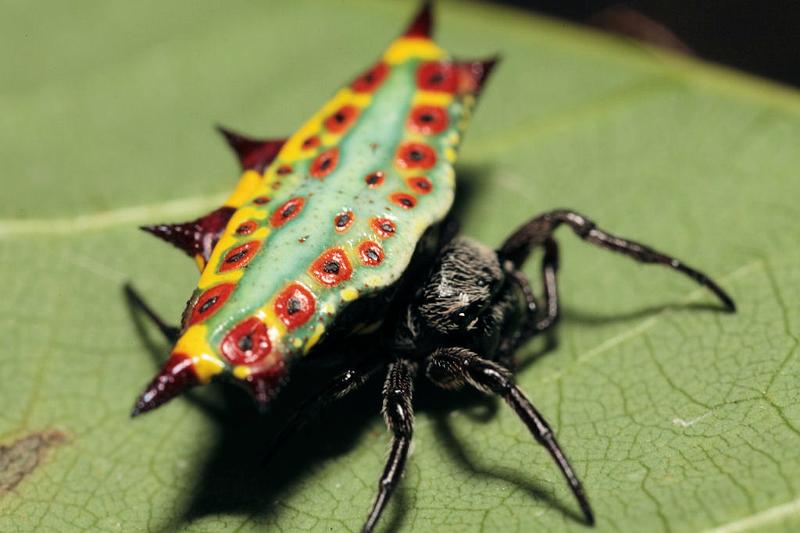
[215,124,286,173]
[132,354,199,416]
[403,1,434,39]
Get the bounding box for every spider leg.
[123,283,180,343]
[263,361,382,464]
[503,237,560,364]
[363,359,417,533]
[498,209,735,311]
[531,236,560,333]
[425,347,594,526]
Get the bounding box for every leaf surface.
[2,1,800,531]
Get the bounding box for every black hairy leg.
[501,236,560,365]
[507,236,560,331]
[534,236,560,332]
[264,361,383,464]
[498,209,735,312]
[124,283,181,343]
[363,359,417,533]
[425,346,594,525]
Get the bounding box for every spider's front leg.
[363,359,417,533]
[425,347,594,525]
[506,235,561,337]
[499,209,735,312]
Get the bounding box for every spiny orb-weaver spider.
[127,2,735,531]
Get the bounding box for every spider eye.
[475,267,500,291]
[451,310,470,326]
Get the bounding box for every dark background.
[493,0,800,88]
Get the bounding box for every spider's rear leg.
[499,209,735,311]
[363,359,417,533]
[264,361,382,464]
[425,347,594,526]
[124,283,180,343]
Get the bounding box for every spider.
[128,208,734,531]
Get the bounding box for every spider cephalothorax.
[127,3,735,532]
[416,237,507,333]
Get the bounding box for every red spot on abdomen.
[270,197,305,227]
[188,283,235,326]
[396,142,436,170]
[371,217,397,239]
[390,192,417,209]
[334,211,355,232]
[221,317,272,365]
[220,241,260,272]
[417,62,457,93]
[274,282,317,330]
[325,105,359,134]
[310,148,339,179]
[358,241,384,266]
[406,176,433,195]
[310,248,353,287]
[302,136,320,150]
[235,220,258,235]
[365,171,385,188]
[408,105,448,135]
[352,62,389,93]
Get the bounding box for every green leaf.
[2,0,800,531]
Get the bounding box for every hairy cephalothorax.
[416,236,505,333]
[386,236,523,361]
